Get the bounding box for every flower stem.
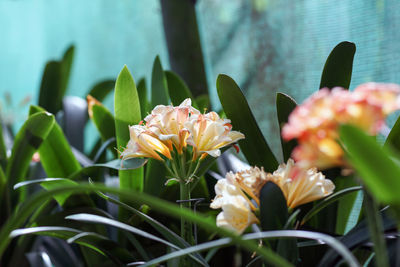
[179,181,193,244]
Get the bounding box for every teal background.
[1,0,400,159]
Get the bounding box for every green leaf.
[5,112,55,204]
[29,105,81,178]
[0,183,291,267]
[137,78,149,117]
[87,80,115,102]
[301,186,362,225]
[14,178,78,206]
[165,70,196,107]
[91,104,116,143]
[0,122,7,167]
[114,65,143,192]
[259,182,297,263]
[144,159,166,196]
[276,93,297,162]
[195,94,210,112]
[66,213,206,266]
[60,45,74,99]
[216,74,278,172]
[340,124,400,204]
[151,56,170,107]
[68,158,147,180]
[38,45,75,114]
[335,178,363,235]
[142,230,359,267]
[319,41,356,89]
[11,226,135,264]
[384,115,400,153]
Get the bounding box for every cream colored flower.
[185,112,245,160]
[210,175,260,234]
[267,159,335,209]
[120,125,172,161]
[144,98,200,154]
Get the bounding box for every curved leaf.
[384,115,400,153]
[319,41,356,89]
[87,80,115,102]
[6,112,55,204]
[137,78,149,117]
[340,124,400,204]
[217,74,278,172]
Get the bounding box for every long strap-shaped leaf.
[114,65,143,193]
[217,74,278,172]
[66,213,207,266]
[151,56,170,108]
[0,183,291,267]
[319,41,356,89]
[140,230,360,267]
[5,112,55,205]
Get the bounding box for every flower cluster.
[282,83,400,169]
[210,159,334,234]
[120,99,245,178]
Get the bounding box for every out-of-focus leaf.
[114,65,143,192]
[319,41,356,89]
[29,105,81,177]
[91,104,116,143]
[216,74,278,172]
[38,45,74,114]
[5,112,55,204]
[137,78,149,117]
[276,93,297,161]
[340,124,400,204]
[384,115,400,153]
[165,70,196,107]
[151,56,170,107]
[87,80,115,102]
[60,45,74,99]
[0,123,7,167]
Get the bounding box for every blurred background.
[1,0,400,160]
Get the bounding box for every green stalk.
[179,181,193,244]
[363,190,389,267]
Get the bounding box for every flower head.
[120,125,172,161]
[282,83,400,169]
[210,161,334,233]
[266,159,335,209]
[185,112,245,160]
[144,99,200,154]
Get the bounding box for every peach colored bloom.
[120,125,172,161]
[266,159,335,209]
[144,99,200,154]
[86,95,102,119]
[282,83,400,169]
[185,112,245,160]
